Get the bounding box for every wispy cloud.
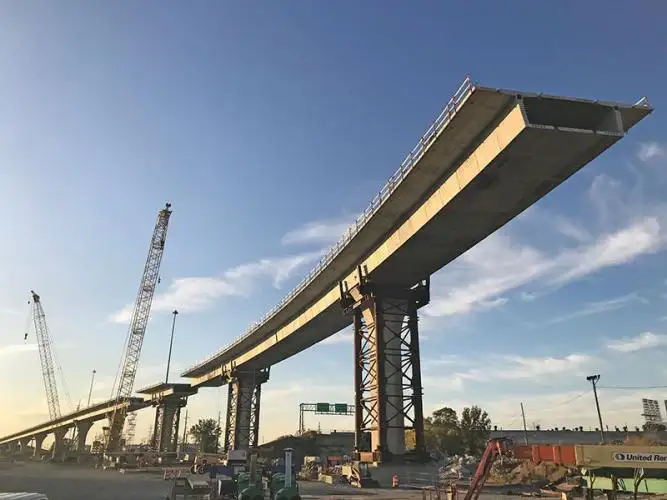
[281,217,355,246]
[425,161,667,321]
[0,307,23,317]
[548,292,647,324]
[425,217,662,318]
[0,343,37,358]
[321,329,353,345]
[638,142,665,162]
[459,354,593,382]
[110,251,322,323]
[423,353,594,398]
[424,352,593,392]
[607,332,667,353]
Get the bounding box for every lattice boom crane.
[105,203,172,452]
[28,290,62,421]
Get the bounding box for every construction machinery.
[26,291,71,421]
[340,460,379,488]
[465,438,667,500]
[105,203,173,454]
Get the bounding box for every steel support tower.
[223,368,269,452]
[106,203,172,453]
[341,269,428,463]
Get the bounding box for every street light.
[586,374,605,443]
[87,369,96,407]
[165,310,179,384]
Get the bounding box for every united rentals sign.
[613,452,667,463]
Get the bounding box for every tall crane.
[105,203,173,452]
[28,291,63,421]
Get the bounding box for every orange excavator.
[463,438,512,500]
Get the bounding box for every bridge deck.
[183,82,652,387]
[0,397,148,444]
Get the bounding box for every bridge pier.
[6,441,17,456]
[34,434,46,459]
[341,274,428,463]
[51,428,67,461]
[19,437,30,456]
[224,368,269,452]
[76,421,93,453]
[151,400,186,453]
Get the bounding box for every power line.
[527,390,591,416]
[599,385,667,390]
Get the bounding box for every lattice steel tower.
[29,291,62,421]
[105,203,173,452]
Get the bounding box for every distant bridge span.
[0,78,652,462]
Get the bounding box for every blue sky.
[1,1,666,443]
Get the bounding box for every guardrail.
[189,75,476,372]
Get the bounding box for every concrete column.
[350,281,428,463]
[33,434,46,459]
[234,376,254,449]
[51,428,67,461]
[360,300,408,457]
[19,437,31,456]
[7,442,17,455]
[225,369,269,452]
[381,298,406,457]
[76,421,93,453]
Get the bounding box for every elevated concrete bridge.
[0,397,149,459]
[181,78,652,461]
[0,77,652,462]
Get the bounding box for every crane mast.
[30,291,62,421]
[106,203,172,452]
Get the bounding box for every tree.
[643,422,666,432]
[424,406,463,457]
[459,406,491,455]
[189,418,222,453]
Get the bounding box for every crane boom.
[30,291,62,421]
[106,203,172,452]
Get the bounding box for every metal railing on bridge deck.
[193,75,475,369]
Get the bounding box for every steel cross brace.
[341,270,428,463]
[224,367,270,452]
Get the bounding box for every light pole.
[165,310,178,384]
[587,374,605,443]
[87,369,96,407]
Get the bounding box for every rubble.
[438,454,477,481]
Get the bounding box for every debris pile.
[489,457,581,491]
[438,454,477,480]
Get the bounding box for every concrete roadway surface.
[0,461,536,500]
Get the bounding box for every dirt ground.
[0,461,534,500]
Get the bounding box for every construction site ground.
[0,461,551,500]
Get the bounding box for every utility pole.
[586,374,605,443]
[87,369,96,407]
[520,402,529,445]
[165,310,179,384]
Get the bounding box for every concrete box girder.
[187,93,650,388]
